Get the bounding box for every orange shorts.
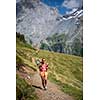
[40,71,48,80]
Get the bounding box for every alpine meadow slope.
[16,34,83,100]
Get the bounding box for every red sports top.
[39,63,48,72]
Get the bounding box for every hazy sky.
[16,0,83,15]
[41,0,83,15]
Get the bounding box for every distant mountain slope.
[16,0,83,56]
[40,16,83,56]
[16,34,83,100]
[16,0,60,44]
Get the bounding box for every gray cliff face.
[16,0,60,44]
[16,0,83,56]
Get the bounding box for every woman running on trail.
[39,58,48,90]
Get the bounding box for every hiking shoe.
[44,86,47,90]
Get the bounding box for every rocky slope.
[16,0,60,44]
[16,0,83,56]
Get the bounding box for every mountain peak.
[16,0,83,56]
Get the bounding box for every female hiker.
[39,58,48,90]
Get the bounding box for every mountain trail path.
[31,72,74,100]
[17,66,74,100]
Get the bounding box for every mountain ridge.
[16,0,83,56]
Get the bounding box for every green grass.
[16,75,38,100]
[16,38,83,100]
[48,73,83,100]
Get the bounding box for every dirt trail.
[31,72,74,100]
[17,66,74,100]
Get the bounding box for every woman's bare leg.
[40,72,45,89]
[44,72,48,89]
[41,77,45,88]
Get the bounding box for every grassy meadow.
[16,36,83,100]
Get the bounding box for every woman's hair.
[41,58,45,64]
[42,58,45,61]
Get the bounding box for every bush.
[16,32,26,43]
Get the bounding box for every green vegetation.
[40,33,83,56]
[16,75,38,100]
[40,33,66,53]
[48,73,82,100]
[16,34,83,100]
[72,38,83,57]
